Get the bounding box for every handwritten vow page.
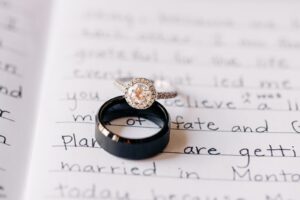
[25,0,300,199]
[0,0,48,199]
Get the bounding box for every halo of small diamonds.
[124,78,157,109]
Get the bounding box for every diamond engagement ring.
[114,77,177,109]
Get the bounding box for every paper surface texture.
[1,0,300,199]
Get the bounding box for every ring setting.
[125,78,156,109]
[115,77,177,109]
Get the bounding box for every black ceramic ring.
[95,96,170,159]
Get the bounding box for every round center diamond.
[128,83,151,105]
[125,78,156,109]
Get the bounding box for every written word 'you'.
[64,91,102,111]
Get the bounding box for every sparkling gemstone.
[127,83,152,107]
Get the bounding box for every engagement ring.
[114,77,177,109]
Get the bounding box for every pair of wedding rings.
[95,77,177,159]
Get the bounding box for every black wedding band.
[95,96,170,159]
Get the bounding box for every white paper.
[0,0,49,199]
[25,0,300,199]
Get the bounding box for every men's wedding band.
[114,77,177,109]
[95,96,170,159]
